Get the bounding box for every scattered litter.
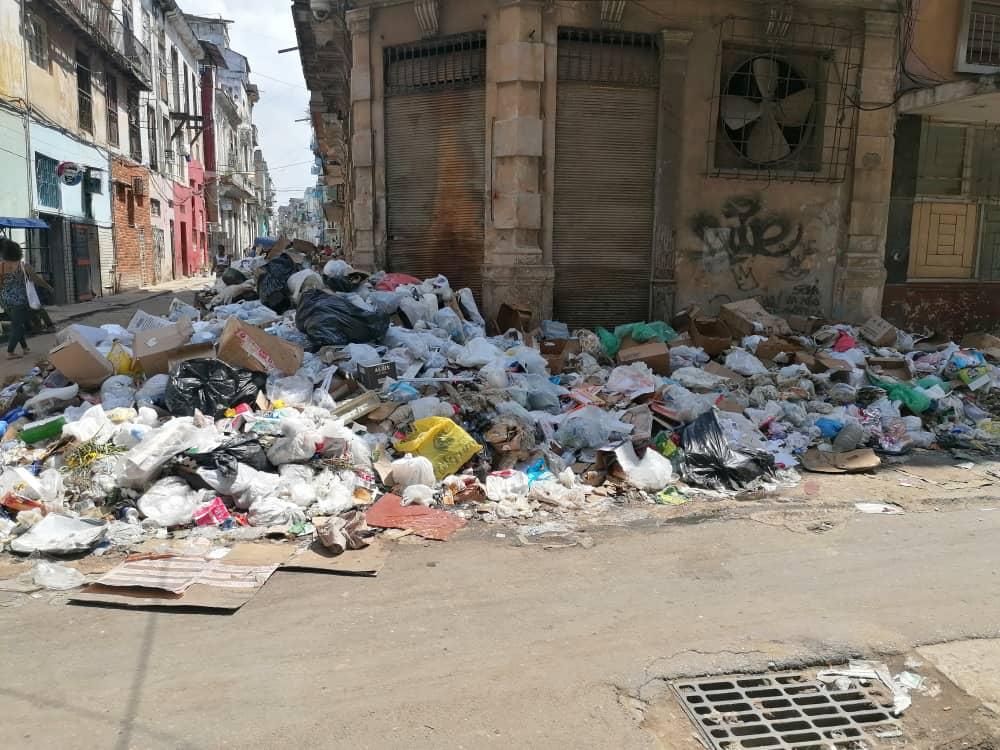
[855,502,905,515]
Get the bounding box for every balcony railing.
[48,0,152,88]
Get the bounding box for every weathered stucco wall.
[0,1,26,101]
[907,0,963,83]
[0,109,31,226]
[350,0,889,323]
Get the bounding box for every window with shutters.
[957,0,1000,73]
[909,122,1000,280]
[26,15,49,70]
[76,51,93,134]
[106,72,120,147]
[148,105,158,172]
[127,89,142,162]
[35,154,61,209]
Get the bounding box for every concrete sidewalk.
[45,276,210,327]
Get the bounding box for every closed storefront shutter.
[553,31,659,328]
[384,34,486,300]
[97,226,114,296]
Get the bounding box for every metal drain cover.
[672,670,903,749]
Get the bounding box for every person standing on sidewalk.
[0,239,53,359]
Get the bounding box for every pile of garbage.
[3,241,1000,571]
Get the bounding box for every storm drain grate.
[672,670,904,749]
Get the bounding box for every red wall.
[172,159,207,276]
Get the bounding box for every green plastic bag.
[868,374,932,414]
[596,321,677,358]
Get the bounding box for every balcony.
[42,0,152,88]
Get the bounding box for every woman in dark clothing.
[0,239,53,359]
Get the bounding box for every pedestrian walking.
[0,238,54,359]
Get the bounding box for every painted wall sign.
[57,161,84,186]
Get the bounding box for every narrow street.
[2,504,1000,748]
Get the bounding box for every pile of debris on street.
[2,237,999,606]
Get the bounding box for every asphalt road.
[2,507,1000,749]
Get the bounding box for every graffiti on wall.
[761,282,822,317]
[689,194,817,292]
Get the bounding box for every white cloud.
[188,0,314,208]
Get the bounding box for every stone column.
[832,10,898,322]
[482,0,554,326]
[346,7,375,270]
[650,29,693,321]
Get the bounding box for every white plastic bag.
[401,484,436,507]
[312,470,357,515]
[670,367,728,392]
[457,288,485,326]
[526,479,583,509]
[57,324,107,346]
[62,404,114,444]
[26,385,80,414]
[454,337,502,368]
[485,470,530,503]
[137,477,204,527]
[266,375,314,407]
[606,363,658,399]
[32,561,86,590]
[614,443,674,491]
[101,375,136,410]
[248,497,307,527]
[267,420,323,465]
[724,350,769,376]
[410,396,453,421]
[391,454,436,489]
[116,418,222,487]
[11,513,107,554]
[136,373,170,407]
[555,406,633,449]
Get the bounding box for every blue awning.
[0,218,49,229]
[254,237,277,248]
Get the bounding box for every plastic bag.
[670,367,728,392]
[117,417,222,487]
[287,269,325,303]
[453,337,502,368]
[596,321,676,358]
[25,384,79,415]
[394,417,481,479]
[724,350,768,376]
[136,373,170,407]
[165,359,267,418]
[248,497,307,527]
[376,272,421,291]
[401,484,436,507]
[267,421,323,465]
[57,324,106,346]
[187,435,274,477]
[312,470,358,515]
[554,406,633,449]
[168,298,200,322]
[398,292,439,327]
[101,375,136,410]
[258,253,299,313]
[485,470,529,503]
[32,561,86,590]
[391,454,436,490]
[296,289,390,347]
[62,404,114,444]
[107,342,135,375]
[137,477,204,527]
[266,375,314,407]
[527,478,583,509]
[614,442,674,491]
[868,374,933,414]
[221,267,248,286]
[606,363,658,399]
[457,288,486,327]
[670,345,710,370]
[433,307,465,343]
[681,410,777,491]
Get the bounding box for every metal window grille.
[27,16,48,69]
[76,52,93,134]
[384,32,486,96]
[35,154,61,210]
[106,72,120,146]
[557,28,659,87]
[148,105,158,172]
[964,0,1000,68]
[707,16,862,183]
[127,90,142,162]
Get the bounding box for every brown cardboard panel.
[720,299,792,337]
[617,342,670,375]
[801,448,881,474]
[134,317,195,375]
[217,318,304,375]
[690,317,732,357]
[47,338,114,389]
[859,316,897,347]
[281,536,390,576]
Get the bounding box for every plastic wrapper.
[101,375,136,410]
[554,406,633,449]
[614,442,674,491]
[391,454,436,489]
[258,253,298,313]
[266,375,315,407]
[165,359,267,418]
[681,410,777,491]
[724,350,769,376]
[296,289,390,347]
[606,363,658,399]
[116,417,222,488]
[137,477,206,527]
[394,417,482,479]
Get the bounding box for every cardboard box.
[786,315,825,334]
[167,342,216,372]
[814,353,854,374]
[217,318,304,376]
[962,332,1000,361]
[719,299,792,338]
[539,338,580,375]
[134,317,195,375]
[47,338,114,389]
[495,302,533,334]
[866,356,912,381]
[667,333,694,349]
[690,317,732,357]
[702,361,745,385]
[858,316,897,347]
[617,342,670,375]
[670,306,701,334]
[795,352,819,372]
[355,360,398,389]
[755,336,805,362]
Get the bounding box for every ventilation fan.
[721,55,816,164]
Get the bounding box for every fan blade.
[746,110,791,163]
[721,95,762,130]
[775,87,815,127]
[752,57,779,99]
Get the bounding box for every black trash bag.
[325,274,362,293]
[296,289,390,347]
[165,358,267,418]
[221,267,248,286]
[258,253,298,313]
[680,410,776,491]
[173,435,273,490]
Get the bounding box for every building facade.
[293,0,906,330]
[880,0,1000,335]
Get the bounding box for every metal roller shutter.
[98,226,115,295]
[553,32,659,329]
[384,35,486,300]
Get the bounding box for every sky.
[189,0,314,209]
